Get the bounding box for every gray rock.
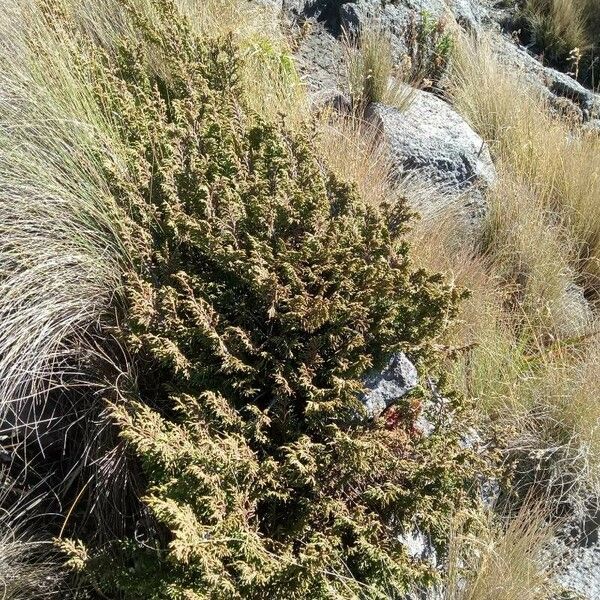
[583,118,600,133]
[548,499,600,600]
[560,282,593,337]
[283,0,483,31]
[293,21,345,101]
[338,0,485,45]
[339,0,447,60]
[492,34,600,122]
[362,352,418,417]
[556,547,600,600]
[255,0,283,10]
[398,528,438,563]
[447,0,484,30]
[283,0,339,19]
[367,90,496,192]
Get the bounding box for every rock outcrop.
[362,352,418,417]
[367,91,495,191]
[492,34,600,123]
[549,499,600,599]
[367,90,495,222]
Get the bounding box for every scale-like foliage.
[43,1,485,597]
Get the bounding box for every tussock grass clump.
[316,112,397,208]
[0,475,66,599]
[435,34,600,508]
[482,174,583,339]
[521,0,600,81]
[0,0,490,598]
[0,528,64,599]
[452,35,600,290]
[342,15,453,112]
[445,504,555,600]
[343,25,415,111]
[523,0,592,63]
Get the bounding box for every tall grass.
[452,35,600,290]
[445,504,555,600]
[342,25,415,111]
[0,0,309,547]
[0,473,65,599]
[0,0,130,437]
[522,0,600,84]
[424,34,600,505]
[316,111,397,208]
[523,0,592,63]
[483,174,585,339]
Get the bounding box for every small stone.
[362,352,418,417]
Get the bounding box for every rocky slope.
[269,1,600,598]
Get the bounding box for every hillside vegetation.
[0,0,598,599]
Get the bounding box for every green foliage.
[405,11,454,89]
[40,1,486,598]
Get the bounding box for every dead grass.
[483,173,585,339]
[523,0,592,64]
[452,34,600,289]
[445,504,555,600]
[0,474,66,599]
[342,25,415,112]
[438,33,600,503]
[316,111,397,208]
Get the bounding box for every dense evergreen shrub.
[44,1,486,597]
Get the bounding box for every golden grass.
[316,111,397,208]
[342,25,415,112]
[429,33,600,501]
[452,34,600,289]
[0,0,131,423]
[316,18,600,517]
[483,174,585,339]
[445,504,555,600]
[523,0,592,63]
[522,0,600,83]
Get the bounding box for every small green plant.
[405,11,454,89]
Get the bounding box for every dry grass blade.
[342,24,415,112]
[0,472,66,599]
[0,0,130,435]
[445,504,555,600]
[451,33,600,289]
[316,110,397,208]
